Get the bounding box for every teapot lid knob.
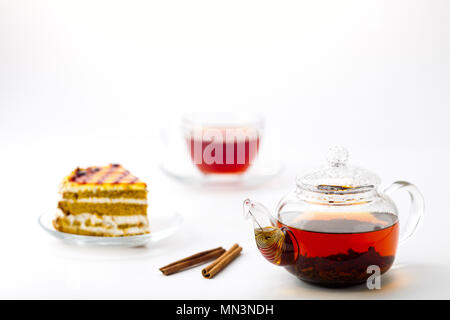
[326,146,349,167]
[297,146,381,192]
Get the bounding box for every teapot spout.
[243,198,276,229]
[243,199,299,266]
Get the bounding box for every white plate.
[39,209,182,247]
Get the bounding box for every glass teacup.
[182,113,264,175]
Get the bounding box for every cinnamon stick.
[159,247,225,276]
[202,244,242,279]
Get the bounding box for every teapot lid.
[297,146,381,193]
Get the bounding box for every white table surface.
[0,137,448,299]
[1,0,449,299]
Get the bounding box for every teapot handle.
[383,181,425,245]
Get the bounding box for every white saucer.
[161,157,283,188]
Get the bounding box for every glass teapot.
[244,147,424,287]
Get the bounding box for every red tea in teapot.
[256,211,399,287]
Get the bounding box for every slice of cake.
[53,164,150,237]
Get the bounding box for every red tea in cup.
[182,113,263,175]
[186,129,260,174]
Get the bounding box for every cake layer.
[58,201,147,216]
[53,211,150,237]
[60,198,147,205]
[62,189,147,200]
[61,183,146,193]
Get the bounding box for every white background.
[0,0,449,299]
